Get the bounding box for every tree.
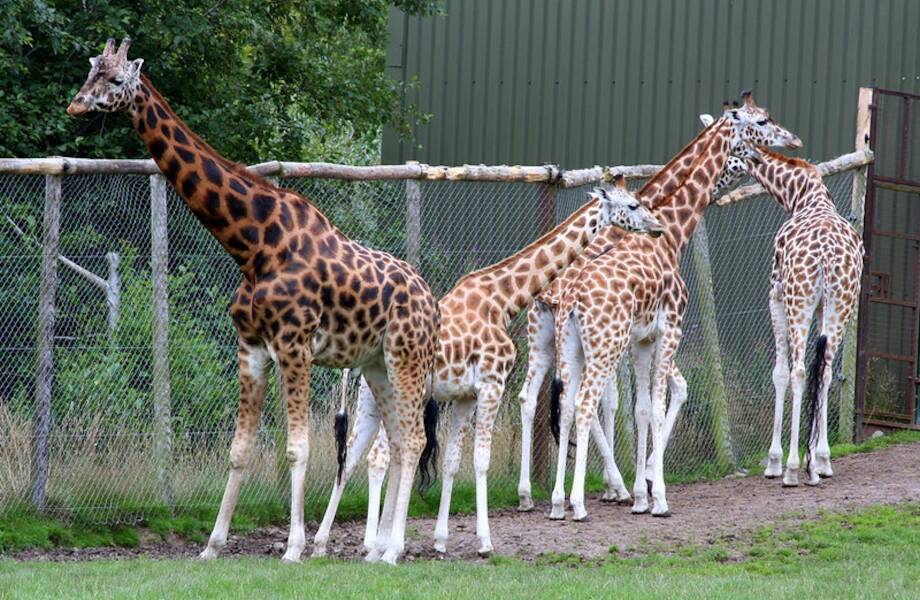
[0,0,438,162]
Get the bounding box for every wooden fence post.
[532,182,556,488]
[150,174,174,508]
[840,87,874,443]
[405,162,422,269]
[690,219,735,470]
[31,174,62,513]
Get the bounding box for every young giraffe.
[550,94,802,521]
[312,182,664,557]
[706,123,864,487]
[516,111,755,510]
[67,38,439,565]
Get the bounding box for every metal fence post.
[840,87,874,443]
[532,181,556,488]
[31,174,62,513]
[405,162,421,269]
[690,219,735,470]
[150,174,174,508]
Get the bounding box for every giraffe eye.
[628,202,639,210]
[757,119,768,126]
[109,76,124,85]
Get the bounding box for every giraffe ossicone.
[68,38,440,566]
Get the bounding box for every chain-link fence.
[0,155,867,524]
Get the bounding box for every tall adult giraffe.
[67,38,440,565]
[549,94,802,522]
[706,125,864,487]
[312,181,664,558]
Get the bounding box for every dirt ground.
[12,442,920,563]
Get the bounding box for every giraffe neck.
[449,199,611,319]
[127,76,331,274]
[646,120,733,252]
[746,149,831,215]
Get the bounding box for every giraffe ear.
[699,114,715,128]
[612,174,627,190]
[89,56,100,68]
[129,58,144,75]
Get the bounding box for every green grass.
[3,432,917,554]
[1,504,918,599]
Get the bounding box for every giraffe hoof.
[518,497,535,512]
[631,507,650,515]
[616,496,633,506]
[572,514,589,523]
[652,510,672,518]
[477,545,493,557]
[198,547,220,560]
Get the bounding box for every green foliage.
[0,508,138,552]
[0,0,440,162]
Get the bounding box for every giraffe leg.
[200,342,269,560]
[433,398,476,553]
[312,377,381,557]
[380,366,428,566]
[649,328,681,517]
[766,283,789,478]
[518,302,555,511]
[571,361,617,521]
[631,341,653,514]
[812,303,847,481]
[550,316,583,520]
[362,370,401,564]
[783,296,817,488]
[645,365,688,479]
[274,342,313,564]
[472,379,506,556]
[597,372,630,504]
[364,427,390,552]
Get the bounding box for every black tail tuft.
[550,378,564,445]
[418,397,440,494]
[805,335,828,474]
[334,410,348,485]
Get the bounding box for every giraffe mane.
[757,147,816,171]
[648,119,731,211]
[140,75,279,191]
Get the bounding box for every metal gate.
[857,88,920,434]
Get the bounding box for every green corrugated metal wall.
[384,0,920,166]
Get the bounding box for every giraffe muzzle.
[66,100,90,116]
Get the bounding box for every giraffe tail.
[418,397,440,494]
[550,378,564,445]
[804,335,828,476]
[335,369,351,485]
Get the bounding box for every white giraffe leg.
[598,372,630,503]
[313,377,381,557]
[648,329,680,517]
[571,362,617,520]
[766,282,789,478]
[645,365,688,479]
[518,301,555,511]
[783,296,818,488]
[364,427,389,551]
[550,315,583,520]
[361,370,400,564]
[812,302,846,481]
[433,399,476,553]
[631,341,654,514]
[200,344,269,560]
[472,379,506,556]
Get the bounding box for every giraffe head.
[723,91,802,151]
[591,176,665,237]
[66,38,143,116]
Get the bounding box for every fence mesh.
[0,165,862,523]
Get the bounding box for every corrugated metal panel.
[383,0,920,166]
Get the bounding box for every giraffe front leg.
[597,372,630,504]
[645,365,687,480]
[364,427,389,552]
[433,399,475,553]
[631,342,653,514]
[277,342,313,564]
[313,377,381,558]
[518,301,555,511]
[200,342,269,560]
[766,284,789,479]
